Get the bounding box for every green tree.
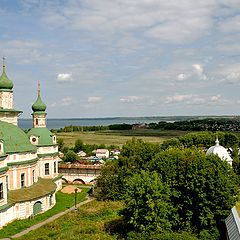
[64,150,77,163]
[74,139,84,153]
[148,148,238,235]
[121,170,174,233]
[96,161,125,200]
[57,138,64,152]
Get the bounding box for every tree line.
[52,123,132,132]
[149,118,240,131]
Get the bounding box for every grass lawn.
[16,200,123,240]
[0,188,89,238]
[57,129,189,147]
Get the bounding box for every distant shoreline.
[19,115,240,130]
[19,115,240,120]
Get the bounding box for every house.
[77,151,87,157]
[96,149,109,159]
[0,64,62,228]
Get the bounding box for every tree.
[148,148,238,235]
[96,161,125,200]
[57,138,64,152]
[64,150,77,163]
[121,170,174,233]
[74,139,84,153]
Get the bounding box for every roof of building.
[96,149,109,153]
[0,65,13,90]
[0,120,36,154]
[206,138,233,164]
[32,95,46,113]
[7,178,56,203]
[27,127,55,147]
[32,83,46,113]
[225,207,240,240]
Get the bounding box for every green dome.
[32,95,46,112]
[0,120,36,153]
[27,127,55,147]
[0,66,13,90]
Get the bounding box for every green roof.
[0,66,13,90]
[32,95,46,113]
[0,120,36,153]
[27,127,55,146]
[0,108,22,113]
[8,178,56,203]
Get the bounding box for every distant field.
[17,200,123,240]
[56,129,189,147]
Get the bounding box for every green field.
[57,129,189,147]
[0,188,88,238]
[17,200,123,240]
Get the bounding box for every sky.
[1,0,240,118]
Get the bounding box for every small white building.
[96,149,109,159]
[111,149,121,156]
[206,138,233,166]
[77,151,87,157]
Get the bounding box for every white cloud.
[57,73,72,82]
[60,97,72,106]
[87,96,102,103]
[51,97,72,107]
[120,96,143,103]
[165,94,229,106]
[177,73,187,81]
[165,94,193,104]
[192,64,208,80]
[38,0,218,44]
[210,94,221,102]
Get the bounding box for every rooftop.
[8,178,56,203]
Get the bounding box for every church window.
[36,119,38,126]
[6,176,8,190]
[45,163,50,175]
[0,183,3,199]
[21,173,25,187]
[54,162,57,173]
[32,170,35,183]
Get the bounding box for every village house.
[96,149,109,159]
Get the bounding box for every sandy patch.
[61,185,82,194]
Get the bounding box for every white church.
[0,62,62,228]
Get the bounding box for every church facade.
[0,63,62,228]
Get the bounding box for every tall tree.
[121,170,174,233]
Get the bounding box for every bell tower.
[0,58,22,125]
[32,82,47,128]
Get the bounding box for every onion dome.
[0,65,13,90]
[206,138,233,166]
[32,83,46,113]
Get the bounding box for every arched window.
[21,173,25,187]
[32,170,35,183]
[36,119,38,126]
[54,162,57,173]
[45,163,50,175]
[0,183,3,199]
